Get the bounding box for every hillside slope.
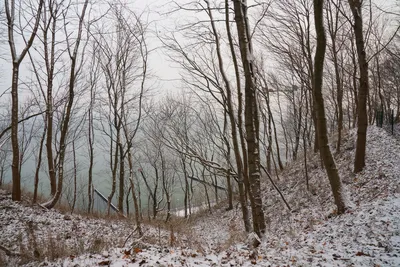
[1,125,399,266]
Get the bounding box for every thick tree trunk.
[232,0,266,237]
[313,0,347,214]
[348,0,369,173]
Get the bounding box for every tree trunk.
[218,0,250,228]
[42,0,88,209]
[223,109,233,210]
[128,150,142,235]
[71,140,77,213]
[118,143,125,213]
[348,0,369,173]
[5,0,44,201]
[45,60,57,196]
[107,130,119,214]
[87,108,94,213]
[232,0,266,237]
[313,0,347,214]
[11,65,21,201]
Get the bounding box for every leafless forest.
[0,0,399,240]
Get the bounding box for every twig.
[123,226,138,247]
[0,111,45,140]
[38,203,49,211]
[0,244,20,257]
[261,164,292,211]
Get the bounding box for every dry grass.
[0,183,126,222]
[0,184,131,266]
[9,218,117,266]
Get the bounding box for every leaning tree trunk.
[313,0,347,214]
[348,0,369,173]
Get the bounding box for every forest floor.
[1,125,400,267]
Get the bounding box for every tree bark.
[33,124,46,204]
[232,0,266,237]
[5,0,44,201]
[128,150,142,236]
[348,0,369,173]
[10,65,21,201]
[43,0,89,209]
[118,143,125,213]
[313,0,347,214]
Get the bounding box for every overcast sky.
[0,0,399,96]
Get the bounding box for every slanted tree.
[313,0,347,214]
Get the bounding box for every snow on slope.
[1,125,399,266]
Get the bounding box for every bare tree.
[347,0,369,173]
[42,0,90,209]
[92,2,148,215]
[4,0,44,200]
[161,0,253,231]
[325,0,348,153]
[313,0,347,214]
[232,0,266,237]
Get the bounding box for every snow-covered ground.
[1,125,399,266]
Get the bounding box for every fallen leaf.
[134,247,142,254]
[356,251,371,257]
[98,260,111,266]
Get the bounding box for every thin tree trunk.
[5,0,44,201]
[43,0,89,209]
[10,65,21,201]
[87,108,94,213]
[71,140,77,213]
[118,143,125,213]
[218,0,250,229]
[223,108,234,210]
[126,184,131,217]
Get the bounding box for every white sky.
[0,0,399,97]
